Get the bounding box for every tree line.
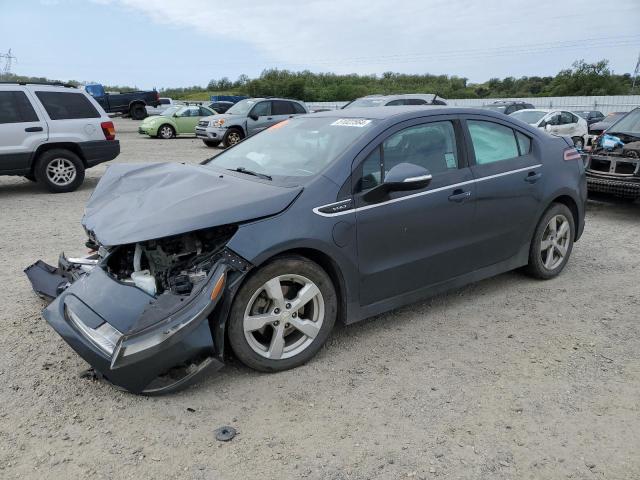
[163,60,636,101]
[2,59,636,101]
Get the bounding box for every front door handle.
[25,126,43,132]
[448,189,471,203]
[525,172,542,183]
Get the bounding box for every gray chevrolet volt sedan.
[26,106,586,394]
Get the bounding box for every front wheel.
[157,124,175,139]
[203,140,221,148]
[525,203,575,279]
[222,128,244,148]
[228,256,337,372]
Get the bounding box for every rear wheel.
[34,149,85,193]
[222,128,244,148]
[203,140,221,148]
[228,256,337,372]
[157,124,175,139]
[525,203,575,279]
[129,103,147,120]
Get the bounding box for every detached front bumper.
[24,255,236,394]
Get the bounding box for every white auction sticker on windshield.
[331,119,372,127]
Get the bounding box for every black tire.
[524,203,575,280]
[203,140,221,148]
[129,103,147,120]
[228,255,337,372]
[572,137,584,149]
[34,149,85,193]
[222,128,244,148]
[157,124,175,139]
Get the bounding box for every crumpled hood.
[82,162,302,246]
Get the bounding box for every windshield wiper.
[228,167,272,181]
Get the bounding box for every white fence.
[308,95,640,114]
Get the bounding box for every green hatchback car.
[138,105,217,139]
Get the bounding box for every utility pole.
[0,48,17,78]
[632,51,640,92]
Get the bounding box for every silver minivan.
[195,98,308,148]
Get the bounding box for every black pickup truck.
[84,84,160,120]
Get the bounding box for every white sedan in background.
[510,109,588,149]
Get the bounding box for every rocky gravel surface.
[1,120,638,479]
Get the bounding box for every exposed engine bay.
[104,225,237,297]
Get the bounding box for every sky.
[0,0,639,89]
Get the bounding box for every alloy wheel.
[227,131,241,145]
[46,158,77,186]
[243,274,324,360]
[160,126,174,139]
[540,214,570,270]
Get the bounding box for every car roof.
[306,105,515,121]
[491,100,532,105]
[250,97,304,102]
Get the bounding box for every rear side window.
[159,98,170,105]
[406,99,427,105]
[385,99,407,106]
[467,120,519,165]
[272,100,295,115]
[35,91,100,120]
[0,91,39,124]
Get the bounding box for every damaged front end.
[24,225,252,394]
[585,110,640,199]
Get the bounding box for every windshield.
[206,116,377,178]
[226,99,258,116]
[607,109,640,134]
[572,111,591,118]
[601,112,626,124]
[482,105,507,113]
[161,106,180,116]
[510,110,547,124]
[343,98,388,109]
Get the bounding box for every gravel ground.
[1,119,639,479]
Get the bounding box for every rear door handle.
[25,126,43,132]
[448,189,471,203]
[525,172,542,183]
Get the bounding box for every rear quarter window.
[35,91,101,120]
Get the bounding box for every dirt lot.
[1,119,639,479]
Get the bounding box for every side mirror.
[249,113,259,121]
[363,163,431,202]
[384,163,432,191]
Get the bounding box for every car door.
[246,101,273,136]
[0,89,48,172]
[559,111,578,136]
[174,106,200,133]
[462,115,542,268]
[353,117,477,306]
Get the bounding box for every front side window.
[560,112,575,124]
[357,121,459,192]
[0,91,38,124]
[250,101,271,117]
[35,91,100,120]
[467,120,519,165]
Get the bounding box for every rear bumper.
[78,140,120,167]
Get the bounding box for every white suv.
[0,82,120,192]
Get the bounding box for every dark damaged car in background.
[584,107,640,200]
[26,106,586,394]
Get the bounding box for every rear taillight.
[563,147,581,161]
[101,121,116,141]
